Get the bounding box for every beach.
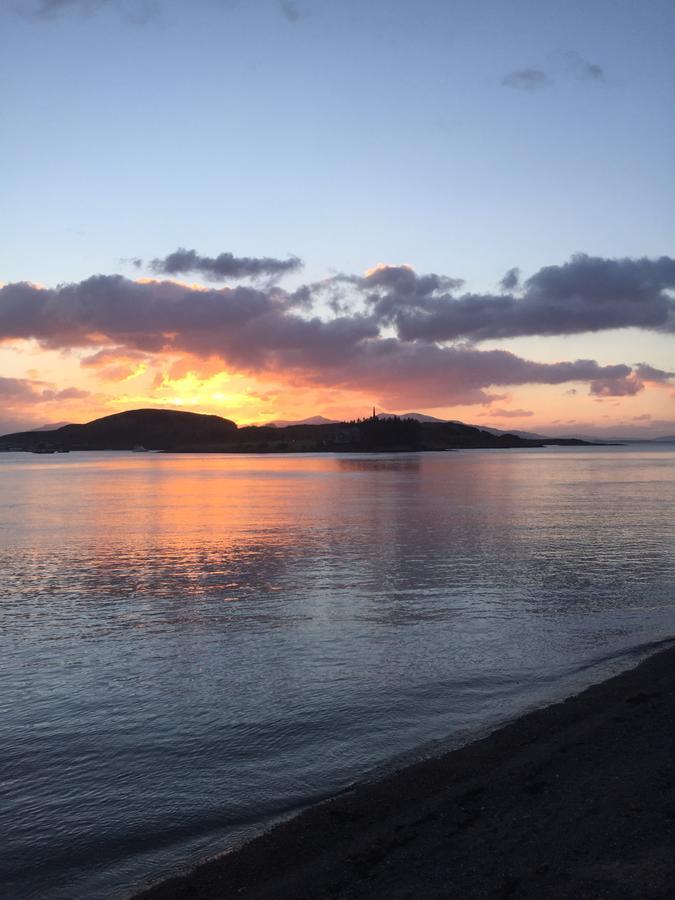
[136,643,675,899]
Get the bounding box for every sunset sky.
[1,0,673,438]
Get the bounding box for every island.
[0,408,596,454]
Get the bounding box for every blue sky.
[0,0,673,436]
[3,0,673,286]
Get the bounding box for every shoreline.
[4,441,615,456]
[134,643,675,899]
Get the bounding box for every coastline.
[134,643,675,899]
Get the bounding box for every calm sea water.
[1,446,674,899]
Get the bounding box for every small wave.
[565,634,675,678]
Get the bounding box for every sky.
[0,0,673,438]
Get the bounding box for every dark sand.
[136,645,675,899]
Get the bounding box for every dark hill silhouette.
[0,408,237,451]
[0,408,594,452]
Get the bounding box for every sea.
[1,445,674,899]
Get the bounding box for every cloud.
[502,54,604,92]
[583,62,603,80]
[0,375,45,402]
[119,257,143,270]
[501,69,552,91]
[40,386,91,400]
[80,346,151,367]
[19,0,159,22]
[357,255,675,342]
[589,373,643,397]
[0,252,672,410]
[80,347,152,380]
[633,363,674,384]
[148,248,303,282]
[280,1,302,22]
[306,343,642,408]
[486,408,534,418]
[0,374,89,413]
[27,0,111,16]
[0,275,379,366]
[499,267,520,292]
[565,51,604,81]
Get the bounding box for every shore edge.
[134,643,675,899]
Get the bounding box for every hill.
[266,415,339,427]
[477,424,548,440]
[0,408,238,451]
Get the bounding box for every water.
[1,446,674,899]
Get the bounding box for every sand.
[135,644,675,899]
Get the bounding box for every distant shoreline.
[134,642,675,899]
[2,442,613,455]
[3,444,616,456]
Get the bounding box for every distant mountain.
[268,412,448,426]
[477,425,548,441]
[383,414,549,440]
[267,415,339,427]
[31,421,73,432]
[380,414,548,439]
[265,410,559,440]
[550,432,672,443]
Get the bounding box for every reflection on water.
[1,447,674,899]
[336,455,422,472]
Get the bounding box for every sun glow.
[110,367,281,423]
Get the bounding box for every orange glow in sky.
[1,332,674,439]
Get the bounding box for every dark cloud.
[499,267,520,292]
[149,248,303,282]
[354,265,464,324]
[633,363,674,383]
[0,275,378,367]
[309,342,642,408]
[589,374,643,397]
[501,69,552,91]
[357,255,675,342]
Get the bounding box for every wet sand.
[136,645,675,899]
